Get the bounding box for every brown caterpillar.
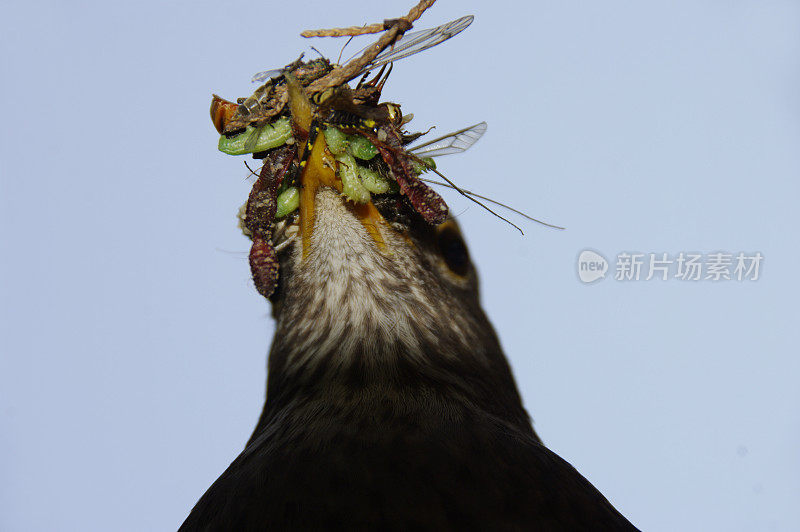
[352,124,448,225]
[243,145,296,297]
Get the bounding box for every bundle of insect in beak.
[209,5,487,298]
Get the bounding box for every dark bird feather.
[180,188,639,531]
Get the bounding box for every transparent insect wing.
[251,68,283,84]
[408,122,487,158]
[348,15,474,72]
[242,125,263,153]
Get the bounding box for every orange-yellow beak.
[286,75,387,258]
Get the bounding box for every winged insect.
[211,3,526,298]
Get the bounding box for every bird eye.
[437,224,470,276]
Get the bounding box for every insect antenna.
[337,35,357,65]
[419,177,565,230]
[243,160,262,180]
[412,158,523,234]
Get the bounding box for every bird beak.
[286,75,387,258]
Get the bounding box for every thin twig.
[302,23,385,38]
[404,0,438,25]
[301,0,436,37]
[305,25,405,93]
[304,0,436,93]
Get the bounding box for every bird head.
[220,63,531,431]
[267,169,486,384]
[253,123,533,436]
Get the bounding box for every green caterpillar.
[347,135,378,160]
[275,187,300,218]
[323,127,348,155]
[218,117,292,155]
[357,165,394,194]
[335,153,371,204]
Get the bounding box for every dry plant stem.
[301,23,385,38]
[404,0,438,25]
[305,24,403,93]
[302,0,436,93]
[301,0,436,37]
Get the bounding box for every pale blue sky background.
[1,1,798,530]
